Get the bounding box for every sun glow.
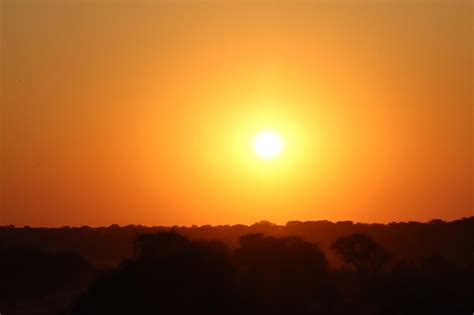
[254,130,283,159]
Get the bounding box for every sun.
[253,130,283,159]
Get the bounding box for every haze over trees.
[0,217,473,314]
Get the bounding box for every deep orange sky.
[1,0,472,227]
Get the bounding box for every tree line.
[1,217,473,314]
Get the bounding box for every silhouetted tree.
[331,233,390,273]
[234,234,341,314]
[69,231,239,315]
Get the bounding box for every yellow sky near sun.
[1,1,472,226]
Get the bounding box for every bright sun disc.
[254,131,283,159]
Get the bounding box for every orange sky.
[1,0,472,227]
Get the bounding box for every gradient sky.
[1,0,472,227]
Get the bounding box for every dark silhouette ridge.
[1,217,473,268]
[64,231,473,315]
[0,217,473,314]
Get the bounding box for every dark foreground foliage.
[1,218,473,315]
[66,232,473,315]
[0,247,95,315]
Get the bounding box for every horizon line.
[2,216,473,229]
